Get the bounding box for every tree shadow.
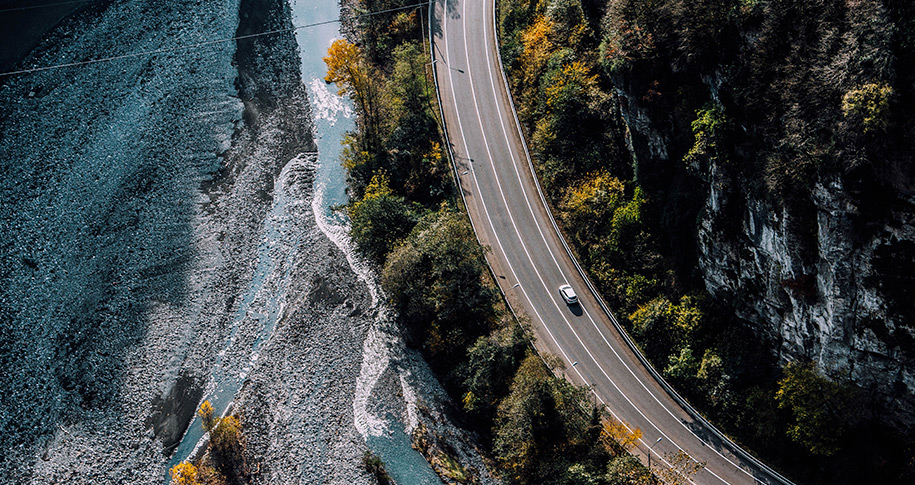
[0,0,315,480]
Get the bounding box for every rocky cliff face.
[694,155,915,428]
[610,0,915,427]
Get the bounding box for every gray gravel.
[0,1,496,483]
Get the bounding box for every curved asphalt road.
[429,0,793,484]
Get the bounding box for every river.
[166,0,450,481]
[292,1,445,482]
[0,0,492,482]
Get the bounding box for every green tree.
[534,59,610,188]
[630,295,703,358]
[348,172,418,264]
[775,362,856,456]
[494,355,602,484]
[390,41,431,119]
[599,20,656,74]
[684,102,731,170]
[362,451,392,485]
[665,345,699,382]
[461,322,530,421]
[381,210,494,361]
[604,454,651,484]
[697,348,732,408]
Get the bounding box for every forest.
[325,0,693,482]
[498,0,914,483]
[332,0,914,483]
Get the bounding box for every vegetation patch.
[497,0,915,482]
[325,0,684,482]
[168,401,251,485]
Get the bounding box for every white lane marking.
[476,3,758,482]
[470,6,737,485]
[475,1,762,482]
[440,0,633,433]
[448,0,696,478]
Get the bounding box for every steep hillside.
[604,0,915,428]
[499,0,914,481]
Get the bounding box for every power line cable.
[0,0,98,14]
[0,1,428,78]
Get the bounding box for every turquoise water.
[292,0,351,218]
[292,1,441,483]
[167,3,442,482]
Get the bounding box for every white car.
[558,284,578,305]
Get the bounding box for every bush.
[461,322,530,422]
[348,172,418,264]
[841,83,893,134]
[380,210,494,363]
[493,355,604,484]
[362,451,392,484]
[599,21,656,74]
[197,401,246,484]
[683,102,731,170]
[775,362,859,456]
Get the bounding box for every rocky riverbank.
[0,0,498,483]
[0,0,377,482]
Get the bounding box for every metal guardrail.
[483,3,794,485]
[428,0,793,483]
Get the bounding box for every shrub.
[196,401,246,483]
[683,102,730,170]
[348,172,418,264]
[599,21,656,74]
[380,210,494,361]
[841,83,893,134]
[494,355,603,484]
[362,451,392,484]
[170,462,200,485]
[775,362,859,456]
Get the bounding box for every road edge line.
[485,2,794,484]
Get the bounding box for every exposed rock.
[610,0,915,430]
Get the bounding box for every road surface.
[429,0,792,483]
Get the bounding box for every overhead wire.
[0,1,428,78]
[0,0,98,14]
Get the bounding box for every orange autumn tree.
[169,462,200,485]
[324,39,381,148]
[195,400,247,482]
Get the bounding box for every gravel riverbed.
[0,1,496,484]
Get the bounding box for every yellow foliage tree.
[348,171,392,217]
[629,295,703,344]
[324,39,380,145]
[653,449,705,485]
[324,38,365,98]
[169,461,200,485]
[519,16,554,110]
[195,400,246,481]
[197,400,216,432]
[562,171,625,221]
[842,82,893,134]
[601,417,643,453]
[545,60,598,109]
[210,415,243,453]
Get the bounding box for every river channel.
[293,1,444,482]
[166,0,445,482]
